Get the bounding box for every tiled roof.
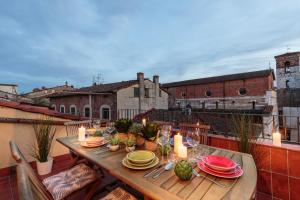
[274,51,300,58]
[162,69,275,88]
[0,100,80,120]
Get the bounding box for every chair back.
[179,123,211,145]
[10,141,52,200]
[152,121,174,128]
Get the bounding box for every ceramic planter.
[127,133,136,141]
[136,135,145,146]
[145,140,157,151]
[109,145,119,151]
[115,133,128,141]
[37,157,53,176]
[125,146,136,152]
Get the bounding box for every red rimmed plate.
[202,155,237,172]
[198,160,243,179]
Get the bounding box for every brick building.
[275,51,300,142]
[162,69,276,111]
[49,73,168,121]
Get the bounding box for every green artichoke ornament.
[174,160,193,181]
[159,144,171,155]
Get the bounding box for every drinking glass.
[186,130,200,162]
[157,128,171,162]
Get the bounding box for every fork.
[192,170,228,188]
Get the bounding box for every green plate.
[127,157,155,167]
[127,150,155,164]
[122,156,159,170]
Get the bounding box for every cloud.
[0,0,300,92]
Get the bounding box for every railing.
[117,109,147,120]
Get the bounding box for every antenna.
[286,45,290,53]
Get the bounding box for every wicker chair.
[179,123,211,145]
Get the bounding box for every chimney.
[137,72,145,112]
[153,75,159,84]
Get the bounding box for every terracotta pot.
[37,157,53,176]
[115,133,128,141]
[145,140,157,151]
[127,133,136,141]
[136,135,145,147]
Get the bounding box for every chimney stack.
[153,75,159,84]
[137,72,145,112]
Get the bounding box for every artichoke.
[174,160,193,181]
[159,144,171,155]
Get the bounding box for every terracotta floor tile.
[272,173,289,200]
[271,147,288,175]
[255,145,271,171]
[288,150,300,178]
[289,177,300,200]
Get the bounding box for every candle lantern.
[174,133,183,154]
[78,126,86,142]
[273,132,281,147]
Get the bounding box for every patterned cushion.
[100,187,137,200]
[42,163,97,200]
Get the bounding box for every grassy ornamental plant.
[31,118,56,162]
[231,114,259,154]
[124,138,136,147]
[109,137,120,146]
[114,118,133,133]
[141,122,159,141]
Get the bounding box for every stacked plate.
[198,155,243,178]
[80,137,107,148]
[122,150,159,170]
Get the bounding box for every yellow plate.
[122,156,159,170]
[127,157,155,167]
[127,150,155,164]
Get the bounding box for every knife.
[143,164,164,178]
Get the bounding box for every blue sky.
[1,0,300,93]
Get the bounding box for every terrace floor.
[0,153,273,200]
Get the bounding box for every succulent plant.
[128,123,143,135]
[114,118,133,133]
[159,144,171,155]
[141,122,159,141]
[124,138,136,147]
[93,131,103,137]
[109,137,120,146]
[174,160,193,181]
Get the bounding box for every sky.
[1,0,300,93]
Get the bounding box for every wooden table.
[57,136,257,200]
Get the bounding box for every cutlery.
[192,170,228,188]
[144,164,164,178]
[152,161,174,179]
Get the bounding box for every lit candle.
[142,118,147,127]
[196,122,200,132]
[178,144,187,159]
[78,126,86,141]
[174,133,183,154]
[273,132,281,147]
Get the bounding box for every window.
[238,88,247,96]
[51,105,56,111]
[70,105,77,115]
[100,105,111,120]
[134,87,139,97]
[285,61,291,74]
[205,90,212,97]
[181,92,186,98]
[145,88,150,98]
[59,105,65,113]
[159,90,162,97]
[84,105,90,118]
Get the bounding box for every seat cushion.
[100,187,137,200]
[42,163,97,200]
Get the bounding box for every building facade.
[275,52,300,142]
[0,84,18,94]
[49,73,168,121]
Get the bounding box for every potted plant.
[124,138,136,152]
[128,123,144,146]
[30,118,56,175]
[108,137,120,151]
[142,123,159,151]
[114,119,133,140]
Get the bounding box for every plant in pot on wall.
[108,136,120,151]
[142,123,159,151]
[124,138,136,152]
[30,118,56,176]
[128,123,144,146]
[114,118,133,140]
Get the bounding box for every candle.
[178,144,187,159]
[142,118,147,127]
[78,126,86,142]
[273,132,281,147]
[174,133,183,154]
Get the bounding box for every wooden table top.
[57,136,257,200]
